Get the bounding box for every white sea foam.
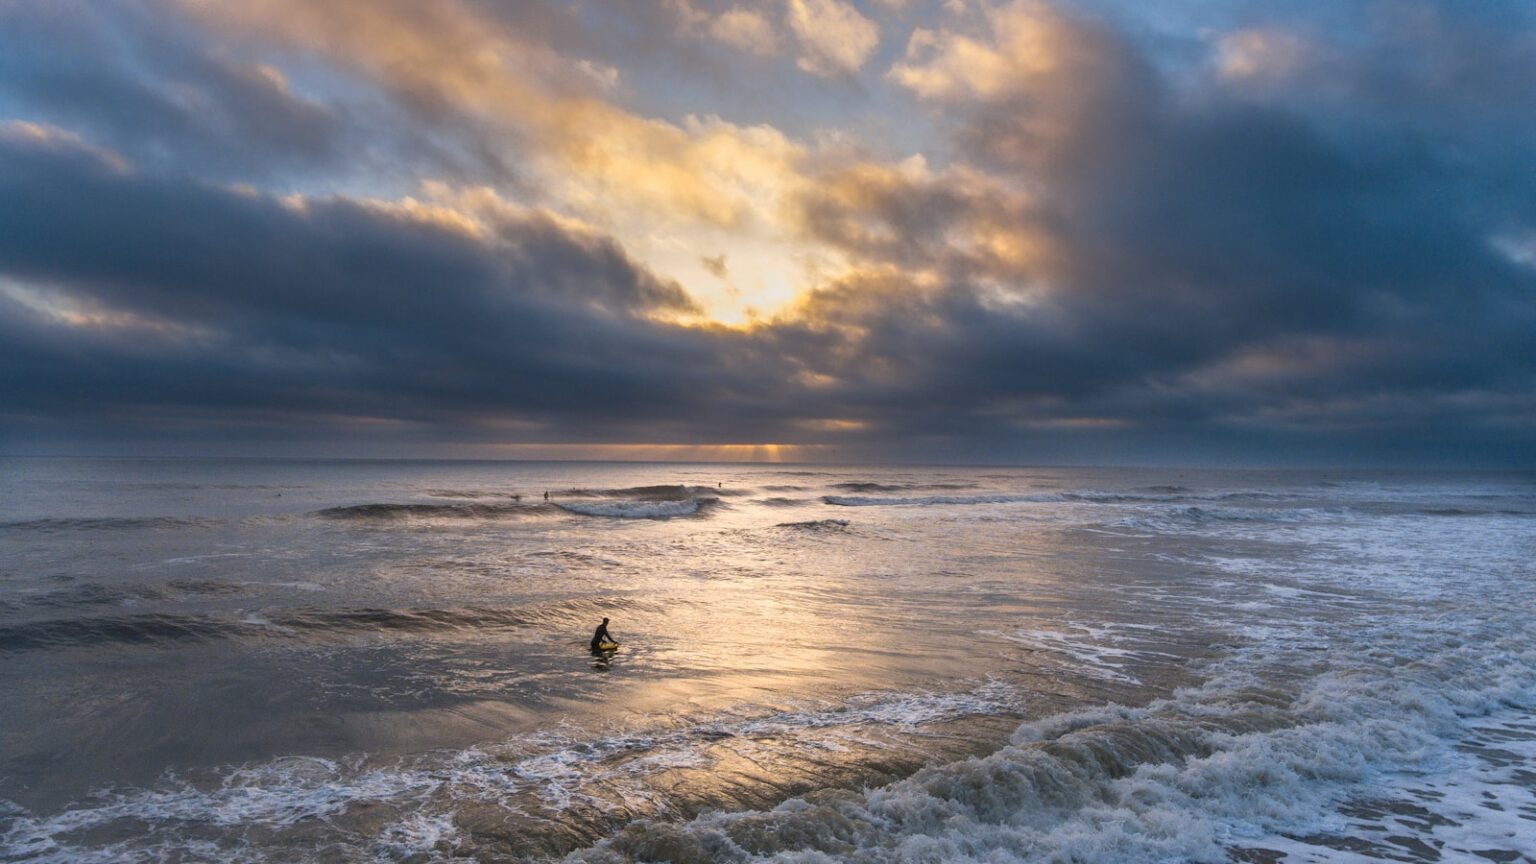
[7,466,1535,863]
[988,622,1178,684]
[0,682,1020,861]
[1253,709,1536,862]
[563,621,1536,863]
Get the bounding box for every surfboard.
[596,641,620,651]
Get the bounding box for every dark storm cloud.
[0,1,340,179]
[0,0,1534,464]
[780,1,1536,459]
[0,129,775,444]
[0,0,530,188]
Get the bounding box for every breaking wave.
[753,497,811,507]
[828,482,977,493]
[556,499,714,519]
[5,619,1532,862]
[315,501,544,520]
[0,682,1021,862]
[825,493,1057,507]
[773,519,850,532]
[1108,505,1334,533]
[319,493,732,522]
[564,619,1536,863]
[559,485,745,500]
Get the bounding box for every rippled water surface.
[0,459,1533,862]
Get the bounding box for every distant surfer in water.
[590,617,617,651]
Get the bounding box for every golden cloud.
[788,0,881,76]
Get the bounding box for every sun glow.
[482,443,820,462]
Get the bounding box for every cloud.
[709,7,782,56]
[0,0,343,180]
[0,125,756,443]
[169,0,825,323]
[1,1,1534,464]
[1214,27,1311,83]
[888,6,1055,101]
[791,154,1057,288]
[786,0,881,76]
[888,0,1157,177]
[799,0,1536,456]
[174,0,802,223]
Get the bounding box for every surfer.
[590,617,617,651]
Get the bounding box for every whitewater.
[0,459,1531,863]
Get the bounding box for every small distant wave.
[1177,505,1317,523]
[424,489,523,500]
[1109,505,1324,532]
[1060,492,1163,503]
[829,482,976,493]
[0,598,665,654]
[315,502,544,520]
[1212,490,1295,501]
[1415,506,1529,517]
[1059,491,1218,503]
[556,499,710,519]
[1064,489,1293,504]
[753,497,810,507]
[164,579,246,596]
[774,519,850,532]
[321,493,724,521]
[3,578,248,614]
[524,550,624,568]
[760,485,809,492]
[559,484,745,500]
[6,583,167,611]
[0,515,224,531]
[0,614,239,653]
[825,493,1056,507]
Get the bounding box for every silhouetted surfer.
[590,617,617,651]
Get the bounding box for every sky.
[0,0,1533,466]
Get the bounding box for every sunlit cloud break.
[0,0,1533,465]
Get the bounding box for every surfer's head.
[602,617,609,624]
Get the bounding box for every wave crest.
[773,519,850,531]
[315,502,542,520]
[559,485,744,500]
[556,499,711,519]
[829,482,976,493]
[825,493,1056,507]
[567,627,1536,864]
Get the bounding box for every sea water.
[0,459,1532,862]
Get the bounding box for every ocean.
[0,458,1532,863]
